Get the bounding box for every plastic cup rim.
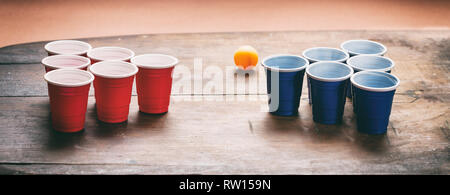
[306,61,354,82]
[41,54,91,70]
[350,70,400,92]
[346,54,395,72]
[131,54,179,69]
[44,69,94,87]
[261,54,309,72]
[89,61,138,79]
[302,47,349,63]
[87,46,135,62]
[340,39,387,56]
[44,40,92,55]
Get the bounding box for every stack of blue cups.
[306,62,353,124]
[346,55,395,113]
[261,54,309,116]
[302,47,349,104]
[351,71,400,134]
[261,40,400,135]
[340,40,388,98]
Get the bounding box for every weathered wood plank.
[0,96,448,174]
[1,151,448,175]
[0,30,449,174]
[1,31,449,98]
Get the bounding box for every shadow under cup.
[306,62,353,124]
[351,71,400,134]
[262,55,309,116]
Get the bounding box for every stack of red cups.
[43,40,178,132]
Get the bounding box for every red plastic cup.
[41,54,91,73]
[44,40,92,57]
[87,46,135,64]
[131,54,179,114]
[44,69,94,133]
[89,61,138,123]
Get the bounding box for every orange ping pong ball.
[234,45,258,70]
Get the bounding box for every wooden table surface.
[0,31,449,174]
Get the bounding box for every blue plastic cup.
[346,55,395,98]
[340,39,387,57]
[351,71,400,134]
[261,54,309,116]
[306,62,353,124]
[302,47,349,105]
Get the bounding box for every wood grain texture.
[0,31,449,174]
[0,95,448,174]
[1,31,449,97]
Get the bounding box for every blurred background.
[1,0,449,47]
